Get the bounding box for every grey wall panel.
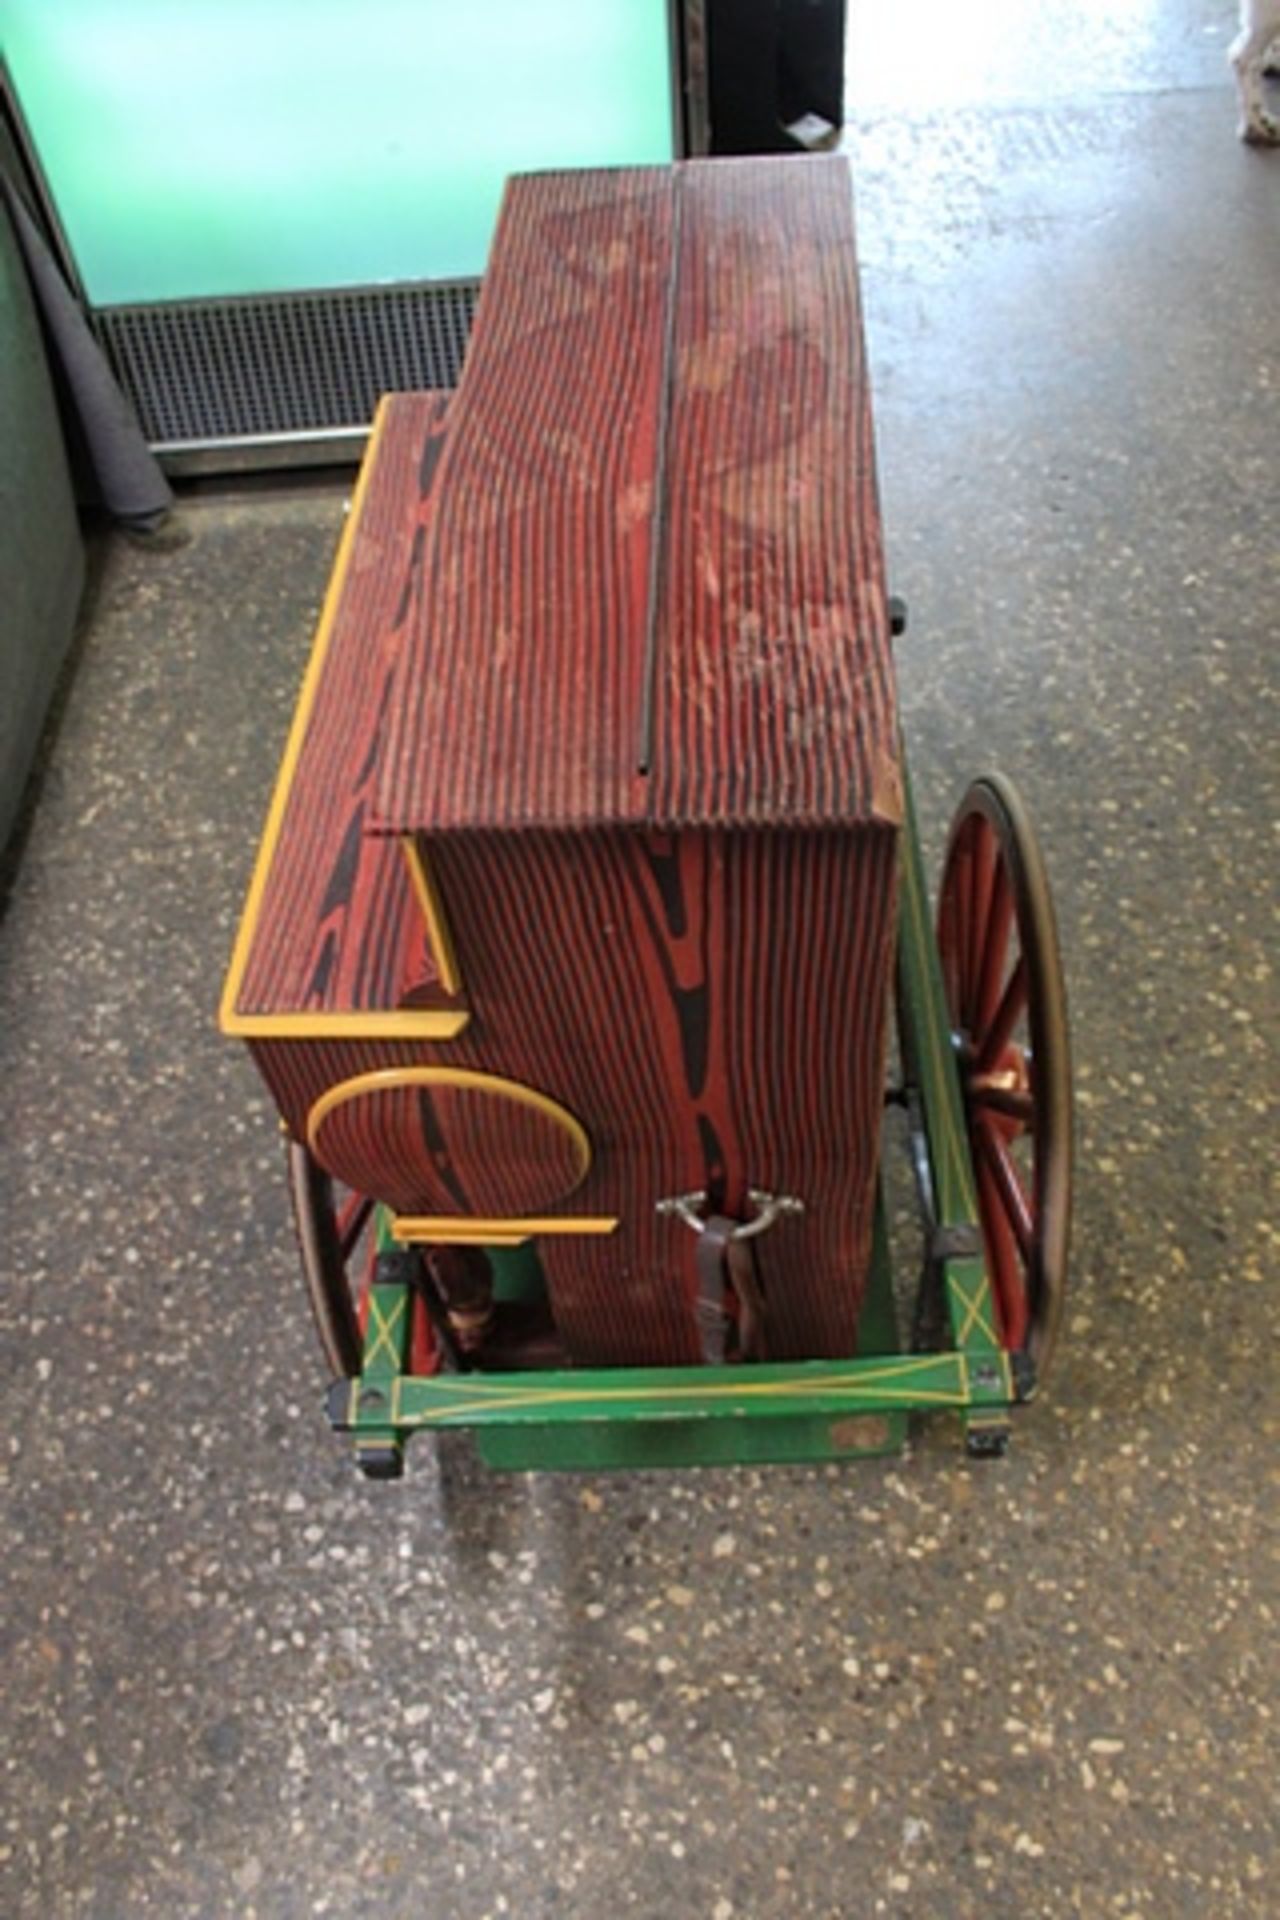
[0,188,84,852]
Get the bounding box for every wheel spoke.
[976,1117,1033,1260]
[976,1151,1029,1349]
[338,1191,374,1260]
[975,955,1027,1077]
[967,821,997,1029]
[974,860,1014,1035]
[969,1083,1034,1125]
[941,838,972,1022]
[940,920,964,1029]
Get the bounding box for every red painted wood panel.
[374,168,674,835]
[249,816,897,1365]
[373,157,899,837]
[310,1076,586,1220]
[414,824,899,1362]
[653,158,898,827]
[234,394,449,1019]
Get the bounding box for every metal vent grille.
[94,279,480,448]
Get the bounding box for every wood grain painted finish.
[374,157,899,836]
[653,159,898,827]
[308,1070,589,1221]
[231,395,451,1023]
[407,823,901,1363]
[229,162,903,1366]
[245,814,898,1363]
[375,167,671,836]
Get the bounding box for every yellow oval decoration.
[305,1064,593,1195]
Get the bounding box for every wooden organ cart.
[221,157,1072,1476]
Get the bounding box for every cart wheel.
[286,1139,382,1378]
[937,775,1072,1378]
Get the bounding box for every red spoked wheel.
[937,775,1072,1380]
[286,1141,436,1379]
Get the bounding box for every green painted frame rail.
[328,1348,1026,1461]
[326,747,1037,1476]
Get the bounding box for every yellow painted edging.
[363,1290,407,1369]
[374,1352,997,1427]
[401,837,463,998]
[306,1064,593,1185]
[218,403,468,1045]
[224,1005,470,1042]
[392,1214,619,1247]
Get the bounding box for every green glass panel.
[3,0,675,303]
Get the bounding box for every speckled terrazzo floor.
[3,5,1277,1917]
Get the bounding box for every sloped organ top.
[374,157,900,836]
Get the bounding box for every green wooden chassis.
[326,758,1036,1476]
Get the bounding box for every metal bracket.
[967,1357,1005,1395]
[655,1188,805,1241]
[373,1247,420,1288]
[930,1224,983,1263]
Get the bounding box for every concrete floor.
[3,3,1277,1915]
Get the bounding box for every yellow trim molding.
[401,838,463,997]
[391,1215,619,1247]
[305,1064,593,1185]
[226,1006,471,1042]
[218,403,469,1045]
